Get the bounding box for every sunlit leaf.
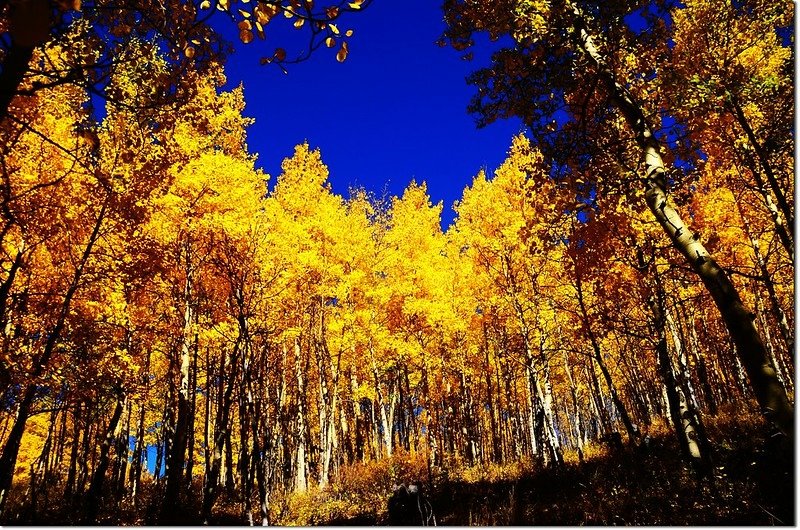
[255,3,272,25]
[336,41,348,62]
[240,29,254,43]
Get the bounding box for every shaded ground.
[332,418,793,526]
[425,430,793,525]
[3,415,793,525]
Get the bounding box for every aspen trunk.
[522,367,535,458]
[76,410,94,496]
[83,392,125,524]
[186,334,199,487]
[586,361,609,439]
[249,377,271,527]
[130,348,152,508]
[538,348,563,465]
[64,403,82,501]
[130,401,146,508]
[483,327,502,464]
[314,303,338,488]
[562,351,584,461]
[574,270,637,444]
[202,341,240,524]
[350,371,364,462]
[570,4,793,437]
[293,337,308,493]
[656,309,711,474]
[160,263,194,523]
[27,408,57,519]
[370,344,396,458]
[112,400,131,498]
[683,307,719,416]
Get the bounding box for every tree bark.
[293,336,308,493]
[83,392,125,524]
[202,341,240,524]
[160,259,195,523]
[569,4,793,438]
[574,269,638,444]
[654,294,712,475]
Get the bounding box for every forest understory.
[2,407,792,526]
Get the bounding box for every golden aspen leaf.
[239,8,250,17]
[348,0,362,8]
[217,0,228,10]
[240,29,254,43]
[184,45,196,58]
[329,23,340,35]
[199,0,210,8]
[345,29,353,37]
[326,6,339,18]
[325,36,335,48]
[336,41,348,62]
[283,8,293,18]
[255,4,272,25]
[238,19,252,30]
[294,17,305,28]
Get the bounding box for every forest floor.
[319,413,794,526]
[423,423,794,526]
[4,408,794,525]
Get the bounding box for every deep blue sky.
[215,0,525,227]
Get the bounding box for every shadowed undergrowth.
[2,411,793,525]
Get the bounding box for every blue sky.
[214,0,526,227]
